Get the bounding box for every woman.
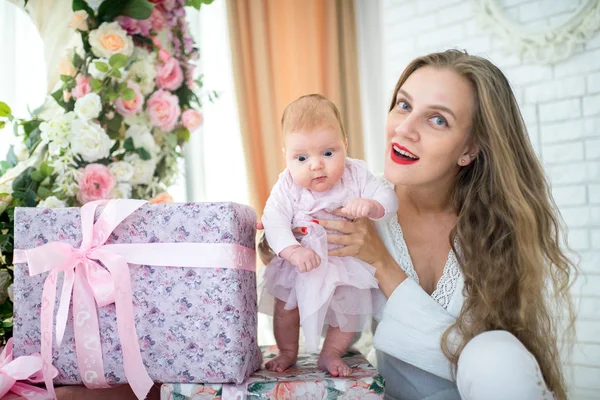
[258,49,576,400]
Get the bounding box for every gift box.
[160,346,385,399]
[12,201,262,390]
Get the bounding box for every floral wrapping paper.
[12,202,262,385]
[160,346,385,399]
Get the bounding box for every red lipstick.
[390,142,419,165]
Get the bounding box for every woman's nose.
[394,114,420,141]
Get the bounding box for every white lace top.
[372,178,465,381]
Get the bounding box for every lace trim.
[386,215,460,310]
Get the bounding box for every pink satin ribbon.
[0,338,58,399]
[12,199,256,400]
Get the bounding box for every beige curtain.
[227,0,364,216]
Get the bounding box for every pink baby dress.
[259,157,398,352]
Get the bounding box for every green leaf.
[72,0,95,16]
[0,161,11,177]
[137,148,151,160]
[0,121,5,130]
[60,74,72,83]
[37,186,52,200]
[117,82,128,92]
[23,119,41,136]
[24,127,41,153]
[0,102,11,117]
[12,167,34,191]
[96,0,126,22]
[1,320,12,329]
[109,54,128,69]
[110,69,122,79]
[90,78,103,93]
[94,61,109,73]
[50,88,68,111]
[30,170,44,182]
[166,134,177,149]
[123,137,135,152]
[6,146,18,167]
[121,88,136,101]
[40,162,54,177]
[107,91,119,102]
[121,0,155,20]
[72,52,83,68]
[175,127,190,142]
[105,113,124,140]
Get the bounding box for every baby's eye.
[431,116,447,127]
[397,100,411,111]
[296,155,307,162]
[323,150,333,157]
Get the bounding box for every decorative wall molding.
[472,0,600,64]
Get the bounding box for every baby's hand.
[279,245,321,273]
[341,198,385,219]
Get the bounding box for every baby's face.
[285,126,347,192]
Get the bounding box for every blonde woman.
[259,50,576,400]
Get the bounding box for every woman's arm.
[318,213,459,380]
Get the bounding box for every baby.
[260,94,398,376]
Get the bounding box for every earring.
[460,158,466,164]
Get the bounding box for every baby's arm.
[344,159,399,220]
[262,174,321,272]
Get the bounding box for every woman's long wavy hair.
[389,49,577,399]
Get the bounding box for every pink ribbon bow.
[13,199,256,400]
[0,338,58,399]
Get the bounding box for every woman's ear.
[458,143,479,166]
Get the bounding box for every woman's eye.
[431,116,447,127]
[297,155,307,162]
[324,150,333,157]
[397,101,411,111]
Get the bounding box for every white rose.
[86,0,104,11]
[126,60,156,95]
[75,93,102,120]
[88,22,134,59]
[37,195,67,208]
[109,161,134,182]
[40,112,76,155]
[124,153,156,185]
[124,113,152,129]
[111,182,132,199]
[71,119,113,162]
[126,125,158,154]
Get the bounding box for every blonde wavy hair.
[389,49,577,399]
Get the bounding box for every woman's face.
[384,66,476,189]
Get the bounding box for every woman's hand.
[315,211,387,266]
[315,210,408,297]
[255,222,307,265]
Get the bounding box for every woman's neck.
[396,183,456,215]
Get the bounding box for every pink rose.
[158,48,171,62]
[156,57,184,91]
[116,16,151,37]
[72,75,92,99]
[146,89,181,131]
[150,7,167,32]
[181,109,203,132]
[115,81,144,117]
[77,164,116,204]
[267,381,327,400]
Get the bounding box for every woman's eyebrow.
[399,89,457,120]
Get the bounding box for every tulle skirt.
[259,223,384,352]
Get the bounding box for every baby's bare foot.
[265,350,297,372]
[318,351,352,377]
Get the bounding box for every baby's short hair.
[281,94,347,139]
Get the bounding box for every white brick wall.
[378,0,600,398]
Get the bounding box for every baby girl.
[260,94,398,376]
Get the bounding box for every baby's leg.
[318,326,355,377]
[266,299,300,372]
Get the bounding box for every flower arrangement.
[0,0,215,344]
